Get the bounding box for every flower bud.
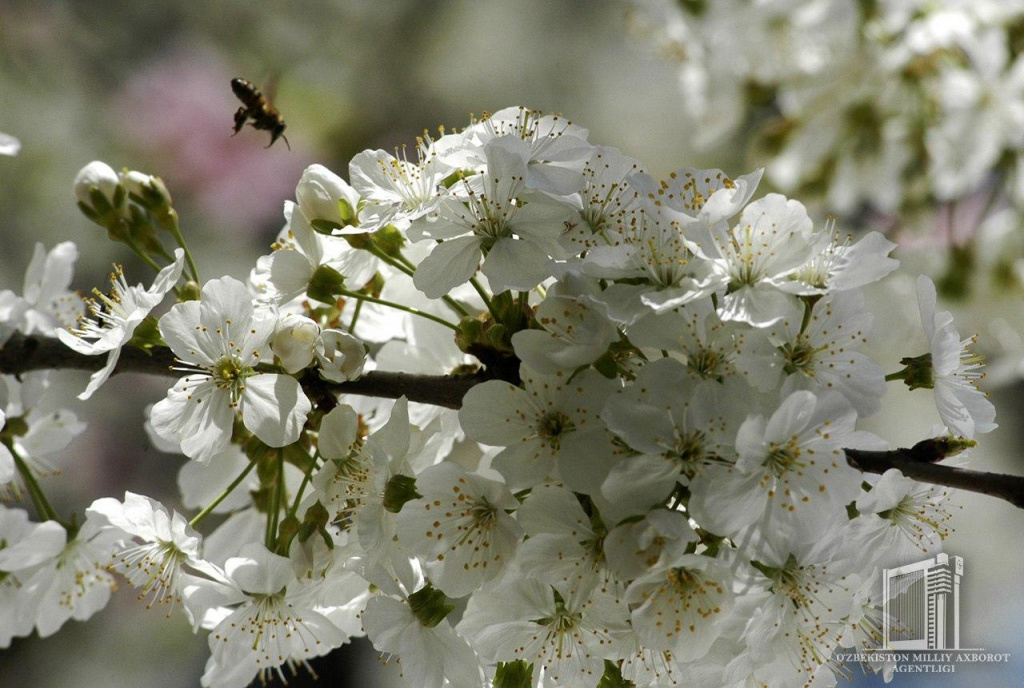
[295,164,362,233]
[315,329,366,382]
[74,161,125,224]
[271,315,320,374]
[121,170,173,214]
[179,281,202,301]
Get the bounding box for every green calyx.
[597,660,636,688]
[493,661,534,688]
[337,198,357,226]
[0,416,29,442]
[125,316,164,350]
[407,583,454,628]
[887,353,934,390]
[383,474,421,514]
[126,174,173,216]
[307,264,347,304]
[82,184,127,228]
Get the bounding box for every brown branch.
[0,333,501,410]
[4,334,1024,508]
[846,439,1024,510]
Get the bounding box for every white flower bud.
[271,315,320,374]
[73,161,125,224]
[74,161,121,208]
[120,170,153,197]
[315,329,366,382]
[295,164,362,232]
[121,170,173,213]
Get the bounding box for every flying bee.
[230,77,290,149]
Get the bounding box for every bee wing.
[262,71,280,105]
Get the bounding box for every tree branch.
[846,439,1024,510]
[4,334,1024,508]
[0,333,500,410]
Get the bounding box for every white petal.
[159,301,214,366]
[459,381,537,445]
[480,237,552,294]
[412,236,483,299]
[241,374,311,448]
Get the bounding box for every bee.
[230,77,290,149]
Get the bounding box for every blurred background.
[0,0,1020,686]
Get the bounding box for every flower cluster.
[627,0,1024,216]
[0,107,998,687]
[625,0,1024,393]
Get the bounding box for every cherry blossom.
[151,276,311,462]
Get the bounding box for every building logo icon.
[882,553,963,650]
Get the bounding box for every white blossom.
[86,491,204,612]
[511,293,618,374]
[12,242,83,337]
[396,462,522,597]
[349,147,453,232]
[915,275,997,437]
[151,276,311,462]
[411,136,576,297]
[184,543,347,688]
[460,366,622,493]
[0,506,65,647]
[0,132,20,157]
[625,552,734,662]
[688,391,876,542]
[363,591,484,688]
[458,578,630,688]
[270,313,320,374]
[23,515,119,638]
[58,250,184,399]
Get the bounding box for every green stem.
[9,445,60,522]
[336,287,458,331]
[266,450,285,548]
[366,244,415,277]
[348,298,364,333]
[189,460,257,528]
[393,250,418,272]
[159,209,201,283]
[799,300,814,335]
[469,277,500,322]
[368,245,470,318]
[441,295,471,318]
[517,291,529,316]
[287,454,319,521]
[123,236,165,275]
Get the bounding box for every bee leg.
[232,107,248,136]
[267,125,289,150]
